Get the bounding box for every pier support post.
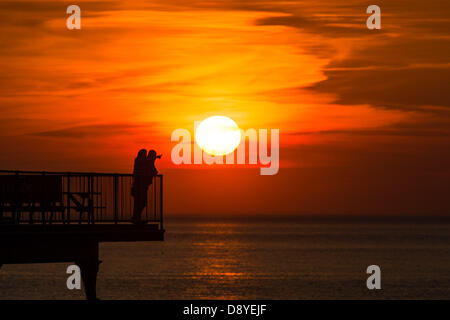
[75,241,100,300]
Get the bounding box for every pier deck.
[0,170,164,299]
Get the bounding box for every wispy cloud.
[32,122,158,138]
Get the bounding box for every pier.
[0,170,164,300]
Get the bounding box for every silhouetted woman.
[146,150,161,184]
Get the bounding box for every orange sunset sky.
[0,0,449,215]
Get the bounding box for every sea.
[1,216,450,299]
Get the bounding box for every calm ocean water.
[1,217,450,299]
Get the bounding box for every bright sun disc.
[195,116,241,156]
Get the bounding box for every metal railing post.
[113,175,118,224]
[88,175,94,224]
[153,177,156,220]
[41,172,46,224]
[160,175,163,230]
[66,173,71,224]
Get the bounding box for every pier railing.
[0,170,163,229]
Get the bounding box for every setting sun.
[195,116,242,156]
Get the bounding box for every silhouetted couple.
[131,149,161,224]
